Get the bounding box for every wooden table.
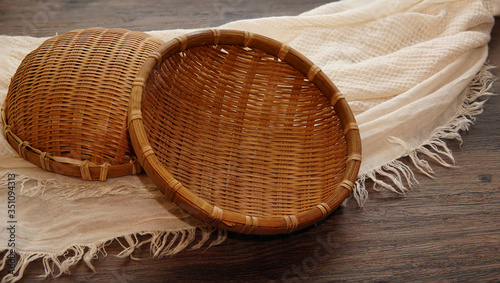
[1,1,499,281]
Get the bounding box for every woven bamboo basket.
[3,28,163,181]
[128,29,362,234]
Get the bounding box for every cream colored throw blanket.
[1,0,499,281]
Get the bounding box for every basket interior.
[142,44,347,217]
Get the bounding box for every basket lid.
[3,28,164,181]
[128,29,362,234]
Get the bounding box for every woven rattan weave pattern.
[129,29,362,234]
[3,28,163,181]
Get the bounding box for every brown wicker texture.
[3,28,163,181]
[129,29,362,234]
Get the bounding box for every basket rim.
[2,108,142,182]
[128,29,362,235]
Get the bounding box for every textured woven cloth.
[1,0,499,281]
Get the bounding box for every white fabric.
[1,0,498,281]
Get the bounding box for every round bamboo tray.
[3,28,163,181]
[128,29,362,234]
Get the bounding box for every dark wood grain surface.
[1,1,499,282]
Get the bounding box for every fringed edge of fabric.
[352,63,497,207]
[0,173,164,201]
[0,227,227,283]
